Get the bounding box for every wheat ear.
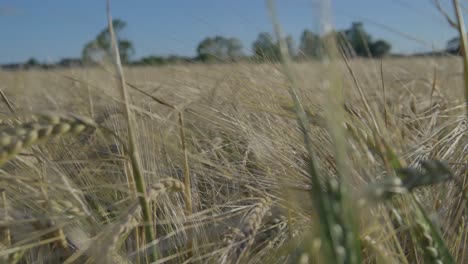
[0,113,96,165]
[224,198,271,264]
[95,179,185,263]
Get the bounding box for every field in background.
[0,57,466,263]
[2,57,463,114]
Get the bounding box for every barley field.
[0,55,466,263]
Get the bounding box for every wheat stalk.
[106,0,157,261]
[94,179,185,263]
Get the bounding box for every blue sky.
[0,0,459,64]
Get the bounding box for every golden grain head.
[0,113,98,165]
[70,124,87,134]
[0,135,12,146]
[24,130,39,146]
[52,123,72,135]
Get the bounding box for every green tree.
[446,37,460,54]
[252,32,280,62]
[370,40,391,58]
[299,29,322,59]
[226,37,244,59]
[166,55,192,64]
[252,33,295,61]
[196,36,243,62]
[340,22,391,58]
[25,57,40,67]
[196,37,217,62]
[343,22,372,57]
[137,56,167,66]
[82,19,134,64]
[285,35,296,58]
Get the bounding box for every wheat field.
[0,56,466,263]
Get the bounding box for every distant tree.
[196,36,244,62]
[252,33,295,62]
[82,19,134,64]
[299,29,322,59]
[58,58,82,68]
[447,37,459,53]
[132,54,195,66]
[252,32,280,62]
[285,35,296,58]
[25,57,39,67]
[137,56,167,66]
[166,55,192,64]
[343,22,372,57]
[226,37,244,59]
[340,22,391,58]
[446,36,461,54]
[116,39,134,63]
[370,40,391,58]
[196,37,217,62]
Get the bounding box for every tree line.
[2,19,462,70]
[125,20,392,65]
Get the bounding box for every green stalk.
[266,1,345,262]
[106,0,157,261]
[266,1,362,262]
